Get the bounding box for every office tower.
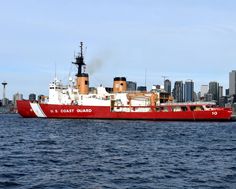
[219,86,223,98]
[219,96,227,107]
[164,79,171,94]
[229,70,236,95]
[13,92,23,109]
[184,79,194,102]
[137,86,147,92]
[205,93,213,101]
[173,81,184,102]
[225,88,229,96]
[209,81,219,103]
[200,85,208,98]
[29,93,36,102]
[127,81,137,91]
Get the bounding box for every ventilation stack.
[113,77,127,93]
[77,73,89,94]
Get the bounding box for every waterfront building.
[209,81,219,104]
[2,98,9,107]
[193,91,197,102]
[127,81,137,91]
[205,93,213,102]
[164,79,171,94]
[219,96,228,107]
[225,88,229,96]
[200,85,208,98]
[184,79,194,102]
[173,81,184,102]
[197,91,201,101]
[2,81,8,106]
[137,86,147,92]
[229,70,236,95]
[13,92,23,109]
[29,93,36,102]
[219,86,223,98]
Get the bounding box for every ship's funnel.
[77,73,89,95]
[113,77,127,93]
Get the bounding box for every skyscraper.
[164,79,171,94]
[173,81,184,102]
[13,92,23,109]
[229,70,236,96]
[184,79,194,102]
[209,81,219,104]
[127,81,137,91]
[200,85,208,98]
[219,86,223,98]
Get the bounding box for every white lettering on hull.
[76,109,92,113]
[50,108,92,113]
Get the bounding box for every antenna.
[145,68,147,87]
[54,62,57,79]
[72,42,86,76]
[162,75,168,84]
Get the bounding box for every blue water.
[0,114,236,189]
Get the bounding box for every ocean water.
[0,114,236,189]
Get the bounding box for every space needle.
[2,81,7,106]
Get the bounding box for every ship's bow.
[17,100,37,118]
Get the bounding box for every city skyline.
[0,71,232,101]
[1,1,236,97]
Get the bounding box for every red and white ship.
[17,43,232,121]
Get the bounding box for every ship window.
[181,106,188,111]
[172,106,181,112]
[50,87,54,89]
[156,107,161,112]
[85,81,89,85]
[190,106,203,111]
[160,107,168,112]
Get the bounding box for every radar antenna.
[72,42,86,76]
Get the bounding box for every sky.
[0,0,236,99]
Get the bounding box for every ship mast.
[72,42,89,94]
[73,42,86,76]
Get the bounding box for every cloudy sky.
[0,0,236,98]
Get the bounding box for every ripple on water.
[0,114,236,189]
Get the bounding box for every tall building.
[2,81,8,106]
[164,79,171,94]
[13,92,23,109]
[205,93,213,101]
[127,81,137,91]
[29,93,36,102]
[225,88,229,96]
[184,79,194,102]
[173,81,184,102]
[209,81,219,104]
[219,86,223,98]
[200,85,208,98]
[229,70,236,96]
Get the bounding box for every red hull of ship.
[17,100,232,121]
